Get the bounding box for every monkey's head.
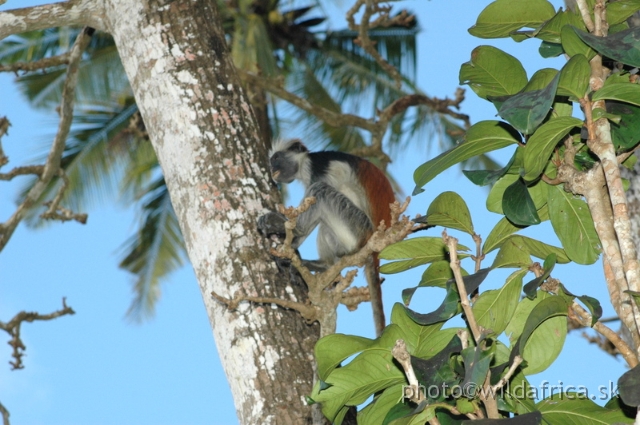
[268,139,309,184]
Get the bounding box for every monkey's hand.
[257,211,287,238]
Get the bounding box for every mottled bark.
[99,0,319,423]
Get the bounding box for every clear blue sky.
[0,1,628,424]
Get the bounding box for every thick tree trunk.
[100,0,319,423]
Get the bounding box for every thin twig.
[392,339,424,403]
[0,27,93,252]
[0,298,75,370]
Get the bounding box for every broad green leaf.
[517,296,569,375]
[503,178,541,226]
[357,384,406,425]
[313,350,405,421]
[391,304,462,359]
[536,9,585,43]
[573,25,640,68]
[483,206,550,254]
[548,185,600,264]
[517,235,570,263]
[561,25,597,60]
[558,54,590,99]
[487,174,518,214]
[527,180,549,210]
[523,117,583,181]
[403,262,468,305]
[593,83,640,107]
[468,0,556,39]
[426,191,474,234]
[418,261,462,289]
[380,237,469,274]
[413,121,520,193]
[498,73,560,135]
[607,0,640,26]
[473,269,526,335]
[492,237,531,269]
[524,317,567,375]
[459,46,527,99]
[618,364,640,407]
[538,394,635,424]
[523,68,558,92]
[315,334,375,380]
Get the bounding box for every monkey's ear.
[287,139,308,153]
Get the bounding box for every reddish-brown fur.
[357,159,395,336]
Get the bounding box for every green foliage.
[313,1,640,422]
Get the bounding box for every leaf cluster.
[313,0,640,422]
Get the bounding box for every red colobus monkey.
[258,139,395,336]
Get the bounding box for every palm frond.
[16,45,130,109]
[119,177,186,321]
[17,103,142,226]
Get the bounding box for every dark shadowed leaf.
[503,178,541,226]
[538,394,635,424]
[577,295,603,326]
[618,365,640,407]
[573,25,640,67]
[498,74,560,135]
[539,41,564,58]
[523,254,556,299]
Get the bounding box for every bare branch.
[392,339,424,404]
[0,1,105,40]
[570,301,639,368]
[0,117,9,169]
[0,52,71,74]
[0,298,75,370]
[0,399,9,425]
[443,230,482,342]
[238,70,379,133]
[0,27,92,252]
[491,356,523,393]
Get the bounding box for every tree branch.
[0,0,105,40]
[0,298,75,370]
[0,27,92,253]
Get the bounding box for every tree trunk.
[100,0,319,423]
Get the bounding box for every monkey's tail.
[365,253,385,337]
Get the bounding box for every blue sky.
[0,1,630,424]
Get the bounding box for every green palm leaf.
[119,177,186,321]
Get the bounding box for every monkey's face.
[269,151,298,184]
